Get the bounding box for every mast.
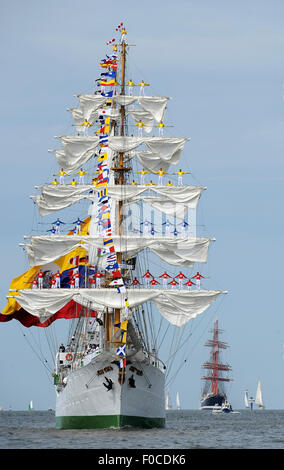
[111,39,129,347]
[202,319,232,396]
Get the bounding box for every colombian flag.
[0,217,97,327]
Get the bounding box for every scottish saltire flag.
[116,344,126,357]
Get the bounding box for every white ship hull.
[55,353,165,429]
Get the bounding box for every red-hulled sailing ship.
[200,318,232,410]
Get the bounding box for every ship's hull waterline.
[56,356,165,429]
[200,393,226,410]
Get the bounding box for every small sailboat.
[244,390,249,408]
[28,400,33,411]
[176,392,181,410]
[165,391,172,410]
[255,380,264,409]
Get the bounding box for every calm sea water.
[0,409,283,450]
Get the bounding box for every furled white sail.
[13,288,226,326]
[126,109,155,133]
[33,184,204,216]
[51,136,189,173]
[24,235,212,268]
[113,95,170,123]
[77,94,109,121]
[50,136,99,172]
[69,95,170,132]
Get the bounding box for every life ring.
[65,353,73,361]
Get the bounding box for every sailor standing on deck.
[72,218,85,235]
[178,220,188,236]
[132,277,141,288]
[192,272,205,290]
[175,272,187,289]
[141,220,151,236]
[135,120,145,136]
[55,270,63,288]
[138,80,149,96]
[168,279,178,289]
[142,270,153,288]
[174,169,189,186]
[155,168,168,186]
[127,79,136,96]
[37,270,44,289]
[56,169,68,185]
[159,271,172,288]
[184,279,195,290]
[74,271,84,288]
[75,168,89,185]
[52,219,65,234]
[137,169,149,185]
[80,119,92,136]
[95,272,104,288]
[155,121,166,137]
[162,219,173,236]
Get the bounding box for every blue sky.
[0,0,284,411]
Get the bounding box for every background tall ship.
[0,25,226,429]
[200,319,232,410]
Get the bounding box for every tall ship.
[200,319,232,410]
[0,25,226,429]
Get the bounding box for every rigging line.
[17,324,53,375]
[166,296,227,387]
[156,321,170,352]
[165,325,186,380]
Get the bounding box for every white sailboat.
[28,400,33,411]
[165,392,172,411]
[1,24,227,429]
[244,390,249,409]
[255,380,264,409]
[176,392,181,410]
